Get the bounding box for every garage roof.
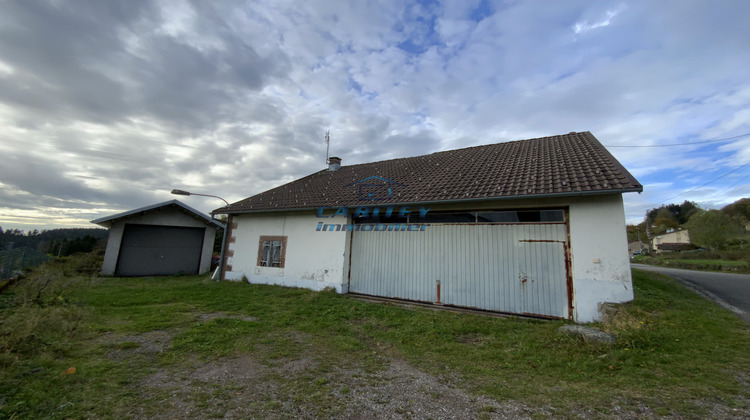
[91,200,225,229]
[217,131,642,214]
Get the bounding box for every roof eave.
[91,200,225,229]
[214,187,643,215]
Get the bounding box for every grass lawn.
[1,256,749,418]
[664,259,748,267]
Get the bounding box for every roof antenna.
[325,130,331,164]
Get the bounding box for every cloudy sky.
[1,0,749,231]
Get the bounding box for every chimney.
[328,156,341,171]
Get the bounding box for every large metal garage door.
[116,224,205,276]
[348,211,570,318]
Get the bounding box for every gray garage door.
[116,224,205,276]
[348,210,571,318]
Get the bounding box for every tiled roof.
[217,131,642,214]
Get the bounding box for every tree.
[626,222,649,244]
[686,210,743,251]
[677,201,700,224]
[649,207,679,235]
[723,197,750,225]
[645,201,702,236]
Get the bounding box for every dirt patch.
[131,354,537,419]
[104,330,174,362]
[327,359,537,419]
[102,316,750,419]
[105,324,535,419]
[197,312,258,322]
[454,333,494,345]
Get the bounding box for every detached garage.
[92,200,223,276]
[215,132,642,322]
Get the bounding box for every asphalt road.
[631,263,750,324]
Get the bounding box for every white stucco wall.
[101,207,217,275]
[225,212,350,292]
[225,193,634,322]
[567,194,633,322]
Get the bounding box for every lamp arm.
[184,192,229,207]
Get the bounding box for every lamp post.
[171,189,229,207]
[171,189,229,281]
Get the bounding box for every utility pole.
[637,225,644,253]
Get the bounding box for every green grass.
[1,255,749,418]
[665,259,747,267]
[636,252,750,272]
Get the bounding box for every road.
[631,263,750,324]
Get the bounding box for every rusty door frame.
[563,207,574,320]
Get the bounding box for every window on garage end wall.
[257,236,287,268]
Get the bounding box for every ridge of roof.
[216,131,642,214]
[91,199,225,228]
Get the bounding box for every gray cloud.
[0,0,749,229]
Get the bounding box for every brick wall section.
[221,215,236,280]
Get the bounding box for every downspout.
[217,220,227,281]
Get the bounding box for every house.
[92,200,224,276]
[652,229,692,253]
[628,241,644,255]
[214,132,642,322]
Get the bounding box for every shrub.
[0,254,94,365]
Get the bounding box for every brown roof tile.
[218,131,642,214]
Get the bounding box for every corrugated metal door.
[116,224,205,276]
[349,222,569,318]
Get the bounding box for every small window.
[257,236,287,268]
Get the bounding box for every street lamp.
[171,189,229,281]
[171,189,230,207]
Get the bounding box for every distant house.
[628,241,643,254]
[214,132,642,322]
[92,200,224,276]
[652,229,692,253]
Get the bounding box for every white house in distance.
[652,229,692,253]
[214,132,642,322]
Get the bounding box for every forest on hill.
[0,227,108,257]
